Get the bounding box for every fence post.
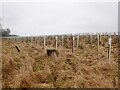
[43,35,46,49]
[77,35,79,48]
[55,36,58,48]
[108,35,112,62]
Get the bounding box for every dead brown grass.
[2,35,119,88]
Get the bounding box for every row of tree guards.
[2,32,118,62]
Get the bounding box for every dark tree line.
[0,28,11,37]
[0,23,18,37]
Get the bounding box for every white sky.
[0,0,118,36]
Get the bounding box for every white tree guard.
[90,33,93,44]
[99,34,101,42]
[62,35,64,47]
[108,35,112,62]
[37,37,40,45]
[97,34,100,60]
[31,37,33,42]
[43,36,46,49]
[77,35,79,48]
[72,34,75,52]
[55,36,58,48]
[67,35,69,42]
[97,34,100,52]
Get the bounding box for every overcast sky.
[1,1,118,36]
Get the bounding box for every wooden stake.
[15,46,20,52]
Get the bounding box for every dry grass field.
[1,35,119,88]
